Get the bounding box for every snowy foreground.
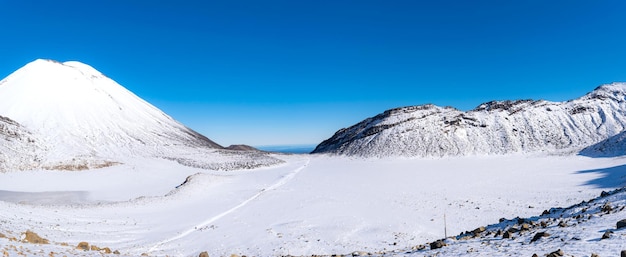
[1,154,626,256]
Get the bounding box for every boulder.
[530,232,550,243]
[430,240,446,249]
[22,231,49,244]
[199,252,209,257]
[622,250,626,257]
[602,231,613,239]
[472,226,486,236]
[76,242,89,251]
[547,249,564,257]
[617,219,626,229]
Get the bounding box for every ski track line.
[148,158,310,253]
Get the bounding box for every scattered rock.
[558,221,568,227]
[532,254,539,257]
[591,253,599,257]
[199,251,209,257]
[503,231,512,239]
[521,223,531,230]
[0,233,5,238]
[90,245,100,251]
[617,219,626,229]
[430,240,446,250]
[602,231,613,239]
[411,245,425,251]
[352,251,369,256]
[22,231,49,244]
[542,210,550,215]
[540,221,548,228]
[113,250,121,255]
[472,226,486,236]
[76,242,89,251]
[601,191,610,197]
[102,247,112,254]
[530,232,550,243]
[547,249,564,257]
[602,203,613,212]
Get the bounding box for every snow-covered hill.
[313,83,626,157]
[580,130,626,158]
[0,59,281,171]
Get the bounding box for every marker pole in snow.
[444,213,447,238]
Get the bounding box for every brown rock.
[590,253,599,257]
[22,231,49,244]
[521,223,531,230]
[602,231,613,239]
[558,221,568,227]
[90,245,100,251]
[199,251,209,257]
[102,247,112,254]
[472,226,486,236]
[532,254,538,257]
[113,250,121,255]
[76,242,89,251]
[602,203,613,212]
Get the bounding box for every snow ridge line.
[147,158,310,253]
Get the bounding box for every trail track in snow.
[148,157,310,253]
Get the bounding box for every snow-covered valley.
[2,59,626,256]
[1,154,626,256]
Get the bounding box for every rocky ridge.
[313,83,626,157]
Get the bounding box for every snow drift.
[0,59,281,171]
[313,83,626,157]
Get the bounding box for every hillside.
[313,83,626,157]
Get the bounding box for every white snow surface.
[1,154,626,256]
[0,59,281,171]
[313,83,626,157]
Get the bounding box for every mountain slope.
[0,115,43,171]
[0,59,281,171]
[580,130,626,157]
[313,83,626,157]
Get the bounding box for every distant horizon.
[1,1,625,146]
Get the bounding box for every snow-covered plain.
[1,153,625,256]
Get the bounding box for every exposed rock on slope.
[0,115,43,171]
[0,59,281,171]
[313,83,626,157]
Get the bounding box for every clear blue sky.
[1,1,625,146]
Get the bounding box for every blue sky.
[1,1,625,146]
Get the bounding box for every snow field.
[1,154,625,256]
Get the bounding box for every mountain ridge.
[313,83,626,157]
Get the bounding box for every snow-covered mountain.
[313,83,626,157]
[0,59,281,171]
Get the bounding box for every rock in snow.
[313,83,626,157]
[0,59,281,171]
